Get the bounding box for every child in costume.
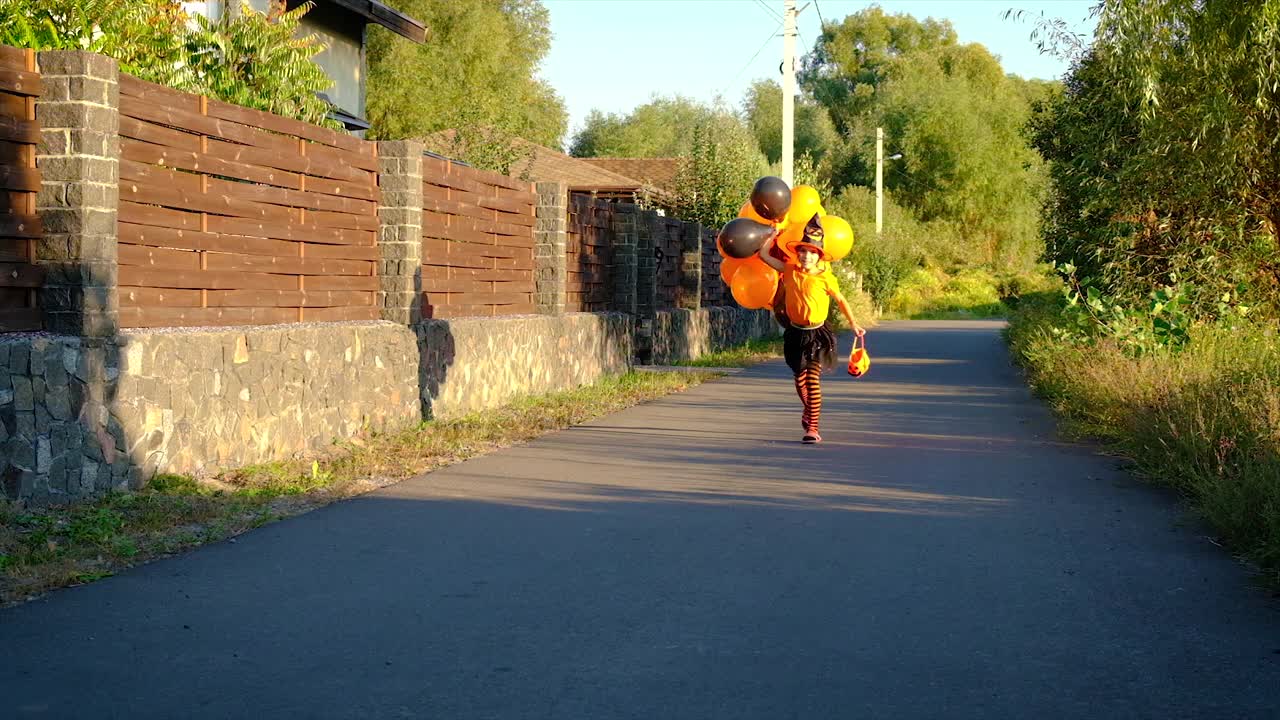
[758,214,865,444]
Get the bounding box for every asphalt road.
[3,320,1278,719]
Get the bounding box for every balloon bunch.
[716,177,854,309]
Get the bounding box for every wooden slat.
[119,266,299,291]
[0,114,38,144]
[0,46,27,70]
[119,115,203,152]
[203,252,371,276]
[122,137,301,193]
[300,275,379,291]
[303,305,379,322]
[204,95,367,155]
[120,93,297,154]
[206,289,372,308]
[0,237,29,262]
[477,193,531,215]
[122,173,297,224]
[119,201,202,230]
[119,305,299,328]
[119,286,203,307]
[0,213,41,238]
[0,307,40,331]
[119,74,201,113]
[0,68,42,97]
[0,262,42,288]
[205,137,373,187]
[118,245,201,270]
[206,215,373,246]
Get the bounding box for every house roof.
[580,157,682,193]
[321,0,427,43]
[419,130,652,192]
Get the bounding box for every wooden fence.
[420,157,536,318]
[116,75,380,328]
[0,46,42,332]
[566,193,613,312]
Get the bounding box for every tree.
[669,119,771,228]
[0,0,335,126]
[741,79,837,166]
[365,0,567,154]
[1031,0,1280,316]
[569,96,722,158]
[799,6,957,136]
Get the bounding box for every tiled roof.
[417,130,647,191]
[580,158,682,193]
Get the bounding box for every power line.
[721,19,784,97]
[753,0,782,23]
[813,0,826,29]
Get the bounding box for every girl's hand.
[854,325,866,337]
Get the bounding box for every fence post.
[609,204,638,315]
[679,221,702,311]
[375,140,423,325]
[534,182,567,315]
[34,50,119,338]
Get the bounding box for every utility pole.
[781,0,797,186]
[875,126,884,234]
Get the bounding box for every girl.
[758,214,865,444]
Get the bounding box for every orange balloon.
[719,256,751,285]
[821,215,854,261]
[738,200,790,233]
[730,257,779,309]
[787,185,825,227]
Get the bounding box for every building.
[182,0,426,132]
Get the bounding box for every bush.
[0,0,336,127]
[1008,294,1280,589]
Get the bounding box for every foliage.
[569,95,724,158]
[741,79,838,167]
[799,6,1047,272]
[0,0,337,127]
[1032,1,1280,318]
[1007,295,1280,590]
[668,117,771,228]
[366,0,567,153]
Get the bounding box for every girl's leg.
[803,362,822,435]
[794,371,810,429]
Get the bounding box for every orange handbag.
[847,333,870,377]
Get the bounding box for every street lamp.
[875,126,903,234]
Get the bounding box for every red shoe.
[802,431,822,444]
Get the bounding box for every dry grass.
[1007,293,1280,590]
[0,369,719,606]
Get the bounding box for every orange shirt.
[781,263,840,327]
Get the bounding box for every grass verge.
[674,335,784,367]
[1007,292,1280,591]
[0,369,719,606]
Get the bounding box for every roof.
[580,157,682,193]
[418,130,652,191]
[321,0,427,43]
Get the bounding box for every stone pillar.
[534,181,567,315]
[679,220,702,311]
[376,140,423,325]
[636,209,659,321]
[34,50,119,338]
[609,203,638,315]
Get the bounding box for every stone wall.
[418,313,632,420]
[650,308,779,365]
[3,313,638,504]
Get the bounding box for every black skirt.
[784,322,837,375]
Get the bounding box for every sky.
[539,0,1100,148]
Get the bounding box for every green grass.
[674,336,785,367]
[1007,292,1280,591]
[0,369,719,606]
[885,266,1007,319]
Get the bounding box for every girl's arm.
[831,290,865,340]
[757,232,786,272]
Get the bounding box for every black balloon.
[717,217,775,259]
[749,176,791,221]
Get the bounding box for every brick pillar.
[636,209,659,321]
[609,203,638,315]
[376,140,423,325]
[534,181,567,315]
[35,51,119,337]
[679,220,702,311]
